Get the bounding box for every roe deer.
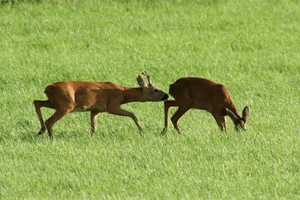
[162,77,249,134]
[34,72,169,139]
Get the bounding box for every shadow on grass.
[13,130,93,143]
[9,127,183,144]
[0,0,42,5]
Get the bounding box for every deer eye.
[153,89,159,93]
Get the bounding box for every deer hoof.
[161,128,167,136]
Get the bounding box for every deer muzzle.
[162,94,169,101]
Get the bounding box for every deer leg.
[45,108,72,139]
[91,111,99,135]
[171,106,190,133]
[33,100,53,135]
[161,100,178,135]
[213,114,226,132]
[107,107,143,135]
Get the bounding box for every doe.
[162,77,249,134]
[33,72,169,139]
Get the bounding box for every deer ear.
[242,106,249,122]
[137,75,147,88]
[226,108,239,122]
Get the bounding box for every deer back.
[44,81,126,111]
[43,73,168,113]
[169,77,238,114]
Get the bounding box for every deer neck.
[228,103,241,118]
[123,88,146,103]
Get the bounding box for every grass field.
[0,0,299,199]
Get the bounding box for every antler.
[141,71,153,86]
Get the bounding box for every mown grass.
[0,0,299,199]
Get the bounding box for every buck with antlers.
[162,77,249,134]
[33,72,169,138]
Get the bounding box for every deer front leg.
[107,107,143,136]
[213,113,227,132]
[91,111,99,135]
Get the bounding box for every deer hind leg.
[171,105,190,134]
[45,107,73,139]
[33,100,53,135]
[213,113,226,132]
[90,111,99,135]
[107,107,143,136]
[161,100,178,135]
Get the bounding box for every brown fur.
[162,77,249,134]
[34,73,168,139]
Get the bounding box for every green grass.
[0,0,299,199]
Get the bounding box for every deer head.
[226,107,249,131]
[137,71,169,101]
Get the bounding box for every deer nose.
[162,94,169,100]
